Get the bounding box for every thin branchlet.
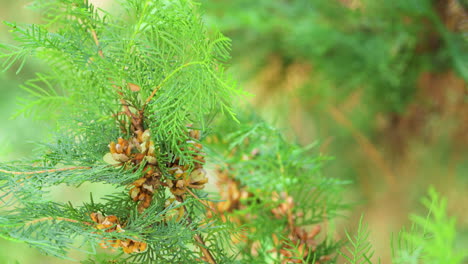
[0,166,92,175]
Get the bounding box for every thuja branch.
[0,0,241,262]
[90,29,104,58]
[24,217,91,226]
[0,166,92,175]
[181,200,217,264]
[194,231,217,264]
[185,187,216,213]
[143,60,207,110]
[88,17,145,133]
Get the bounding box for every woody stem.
[181,200,217,264]
[0,166,91,175]
[25,217,91,226]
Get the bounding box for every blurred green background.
[1,0,467,263]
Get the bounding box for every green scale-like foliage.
[0,0,242,262]
[1,0,241,164]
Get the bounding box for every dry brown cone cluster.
[211,172,332,264]
[89,212,147,254]
[107,127,208,211]
[207,148,260,219]
[165,128,208,200]
[271,226,331,264]
[210,168,250,218]
[129,165,161,212]
[99,125,211,256]
[205,137,335,263]
[107,129,162,212]
[269,192,332,264]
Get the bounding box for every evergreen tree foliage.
[0,0,346,263]
[0,0,242,262]
[1,1,465,264]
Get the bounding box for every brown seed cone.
[90,212,105,223]
[188,168,208,189]
[270,225,323,263]
[189,129,201,140]
[166,165,208,196]
[134,130,144,143]
[131,181,161,211]
[128,166,161,211]
[121,239,148,254]
[108,137,133,163]
[167,165,187,196]
[90,212,147,254]
[107,129,159,167]
[137,194,153,212]
[169,180,187,196]
[214,170,250,214]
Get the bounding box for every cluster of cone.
[107,127,208,211]
[270,192,331,264]
[89,212,147,254]
[165,129,208,200]
[211,150,332,263]
[206,148,259,219]
[207,167,250,224]
[107,129,161,212]
[98,126,208,254]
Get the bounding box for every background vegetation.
[1,0,467,263]
[201,0,468,262]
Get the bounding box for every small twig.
[142,61,206,112]
[181,199,217,264]
[113,87,144,132]
[90,29,104,58]
[87,15,146,132]
[88,24,146,132]
[91,21,146,133]
[82,3,143,132]
[25,216,92,226]
[184,188,217,214]
[194,234,217,264]
[286,206,294,233]
[0,166,92,175]
[112,111,129,133]
[143,85,160,111]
